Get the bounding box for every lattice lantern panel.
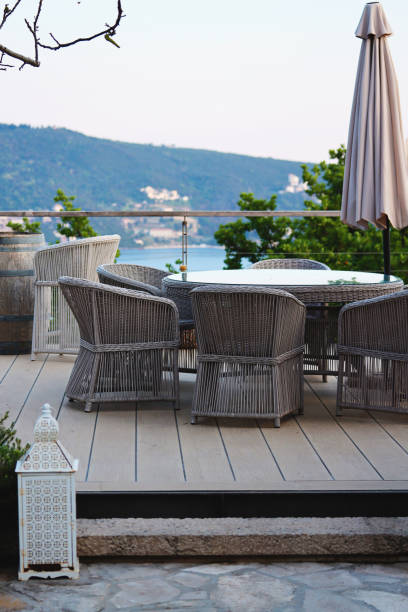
[15,404,79,581]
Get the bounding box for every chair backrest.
[251,258,330,270]
[97,263,168,295]
[34,235,120,282]
[191,285,305,358]
[58,276,179,345]
[339,289,408,354]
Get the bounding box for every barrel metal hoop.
[0,341,32,355]
[0,270,34,277]
[0,314,34,322]
[0,247,38,252]
[0,236,44,244]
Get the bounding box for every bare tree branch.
[0,0,123,70]
[24,0,43,65]
[49,33,60,46]
[0,0,23,30]
[0,43,39,66]
[39,0,123,51]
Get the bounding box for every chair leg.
[191,415,197,424]
[84,353,101,414]
[322,374,328,383]
[336,356,344,416]
[173,350,180,411]
[273,417,280,428]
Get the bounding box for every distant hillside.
[0,124,311,246]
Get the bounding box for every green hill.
[0,124,310,246]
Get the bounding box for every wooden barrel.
[0,232,45,354]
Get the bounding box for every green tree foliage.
[54,189,98,240]
[6,217,42,234]
[165,258,182,274]
[214,194,291,269]
[281,146,383,270]
[54,189,120,260]
[215,146,408,279]
[0,412,29,491]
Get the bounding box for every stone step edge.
[77,517,408,558]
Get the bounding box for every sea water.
[117,246,230,271]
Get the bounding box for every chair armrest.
[338,290,408,352]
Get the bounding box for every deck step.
[77,516,408,559]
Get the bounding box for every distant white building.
[280,174,307,194]
[141,186,189,202]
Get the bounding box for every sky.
[2,0,408,163]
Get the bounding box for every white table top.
[166,269,401,287]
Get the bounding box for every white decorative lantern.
[15,404,79,581]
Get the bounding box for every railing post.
[181,216,188,279]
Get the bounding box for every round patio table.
[163,269,404,375]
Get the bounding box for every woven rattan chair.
[251,257,332,378]
[98,263,196,373]
[251,258,330,270]
[337,290,408,416]
[190,286,305,427]
[58,277,180,412]
[31,235,120,359]
[97,263,168,296]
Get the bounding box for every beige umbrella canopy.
[341,2,408,274]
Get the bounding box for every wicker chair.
[190,286,305,427]
[251,258,330,270]
[98,263,196,373]
[97,263,168,296]
[251,257,332,378]
[31,235,120,359]
[58,277,180,412]
[337,290,408,416]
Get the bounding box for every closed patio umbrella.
[341,1,408,276]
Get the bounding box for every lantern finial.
[33,403,59,442]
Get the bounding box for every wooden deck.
[2,353,408,496]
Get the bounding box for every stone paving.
[1,559,408,611]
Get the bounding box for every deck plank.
[0,354,18,383]
[259,416,333,481]
[57,397,97,482]
[76,479,408,492]
[174,374,235,483]
[137,403,185,488]
[217,418,285,483]
[0,354,47,423]
[369,411,408,457]
[87,403,136,483]
[176,408,235,483]
[299,380,382,481]
[11,355,74,445]
[311,378,408,481]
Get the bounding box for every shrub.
[0,412,29,491]
[6,217,42,234]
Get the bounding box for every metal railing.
[0,209,342,270]
[1,209,406,276]
[1,210,341,217]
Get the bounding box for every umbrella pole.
[382,217,391,278]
